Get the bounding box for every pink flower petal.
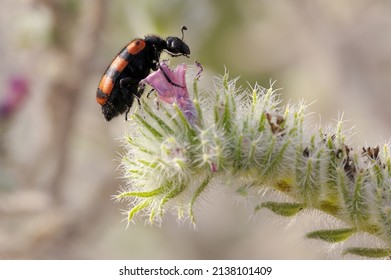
[142,63,198,125]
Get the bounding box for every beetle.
[96,26,190,121]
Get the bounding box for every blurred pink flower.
[0,76,29,119]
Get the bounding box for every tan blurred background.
[1,0,391,259]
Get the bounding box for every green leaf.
[117,186,165,198]
[189,176,210,224]
[134,113,163,140]
[343,247,391,258]
[127,200,151,222]
[159,183,186,215]
[255,201,304,217]
[141,99,174,135]
[306,228,355,243]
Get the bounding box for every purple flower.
[142,63,198,124]
[0,76,29,119]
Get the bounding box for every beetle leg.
[119,77,141,121]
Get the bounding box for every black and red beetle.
[96,26,190,121]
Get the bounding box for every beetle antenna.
[181,26,187,41]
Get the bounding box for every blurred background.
[1,0,391,259]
